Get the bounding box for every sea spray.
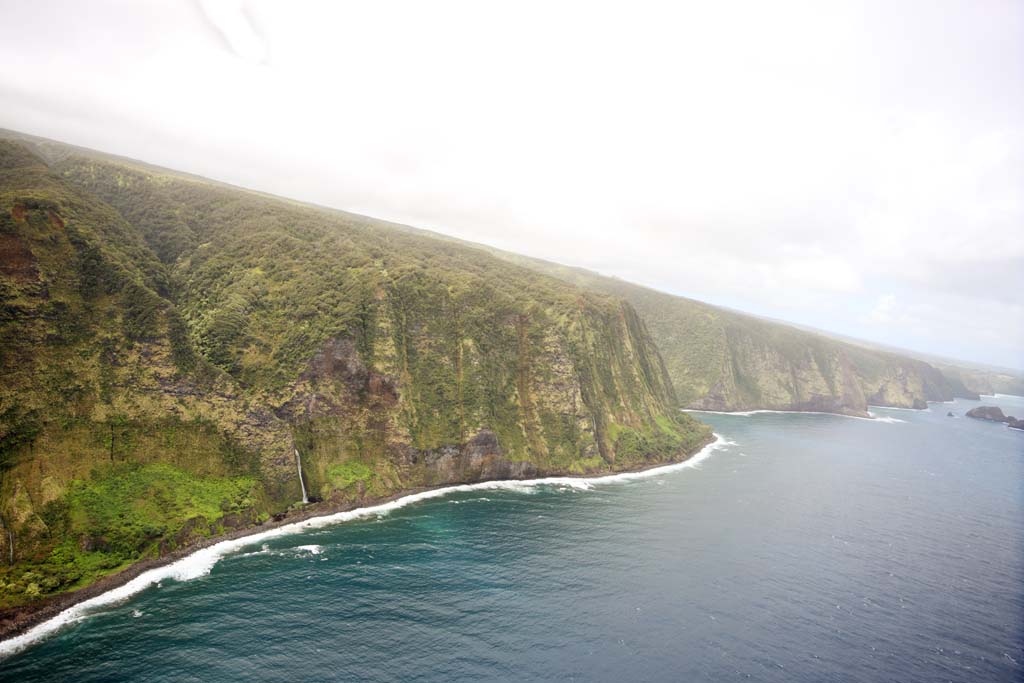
[0,434,731,658]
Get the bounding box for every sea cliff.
[0,135,709,616]
[468,251,982,416]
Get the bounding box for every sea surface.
[2,396,1022,682]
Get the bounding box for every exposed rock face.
[966,406,1007,421]
[0,232,38,282]
[966,406,1024,430]
[937,364,1024,399]
[684,323,870,416]
[414,430,542,484]
[472,244,975,416]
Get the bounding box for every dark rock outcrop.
[966,406,1007,421]
[966,405,1024,430]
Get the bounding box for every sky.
[1,0,1021,370]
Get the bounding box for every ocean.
[1,396,1022,682]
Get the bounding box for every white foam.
[0,434,729,658]
[687,408,787,416]
[688,408,896,423]
[868,415,906,424]
[295,545,322,555]
[867,404,922,412]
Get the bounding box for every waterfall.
[294,448,309,504]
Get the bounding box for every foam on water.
[0,434,729,658]
[869,415,906,424]
[867,404,922,412]
[688,408,904,423]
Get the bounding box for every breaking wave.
[0,434,730,658]
[866,404,921,412]
[868,415,906,424]
[688,408,903,423]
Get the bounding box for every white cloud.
[0,0,1020,367]
[864,294,898,326]
[198,0,267,64]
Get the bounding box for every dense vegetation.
[436,243,997,415]
[0,135,709,610]
[931,363,1024,398]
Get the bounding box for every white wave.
[0,434,729,658]
[994,393,1024,400]
[688,407,860,419]
[867,404,922,412]
[688,408,897,423]
[236,543,271,558]
[868,415,905,424]
[295,545,322,555]
[685,408,780,416]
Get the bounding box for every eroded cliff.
[470,251,978,415]
[0,138,709,611]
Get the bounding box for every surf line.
[685,408,903,422]
[0,434,731,658]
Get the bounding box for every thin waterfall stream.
[294,448,309,504]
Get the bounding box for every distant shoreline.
[0,432,722,657]
[686,407,896,420]
[685,396,1022,420]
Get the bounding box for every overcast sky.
[1,0,1021,369]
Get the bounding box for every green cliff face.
[0,138,709,609]
[933,364,1024,399]
[469,253,977,415]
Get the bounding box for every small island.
[966,406,1024,431]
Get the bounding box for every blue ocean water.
[1,396,1022,682]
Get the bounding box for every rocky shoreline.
[0,433,715,649]
[965,406,1024,430]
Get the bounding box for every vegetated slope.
[750,318,1023,401]
[0,137,709,612]
[462,252,974,415]
[925,363,1024,399]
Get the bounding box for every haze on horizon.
[1,0,1021,370]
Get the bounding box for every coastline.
[867,404,925,412]
[0,432,724,657]
[687,407,895,421]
